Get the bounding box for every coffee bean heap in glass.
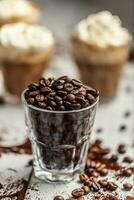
[24,76,99,172]
[25,76,99,111]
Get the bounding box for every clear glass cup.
[22,90,99,182]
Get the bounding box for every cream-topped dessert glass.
[71,11,132,101]
[0,22,55,99]
[0,0,40,26]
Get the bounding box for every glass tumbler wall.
[22,92,99,182]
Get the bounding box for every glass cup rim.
[21,89,99,114]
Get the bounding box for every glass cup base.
[33,161,84,183]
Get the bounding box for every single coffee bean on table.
[123,183,133,191]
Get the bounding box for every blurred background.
[34,0,134,42]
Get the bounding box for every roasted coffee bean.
[90,182,100,192]
[28,83,38,90]
[123,183,132,191]
[54,195,64,200]
[100,168,108,176]
[92,171,99,177]
[70,103,81,110]
[35,94,45,102]
[90,161,96,168]
[107,181,118,191]
[86,94,95,104]
[49,101,57,107]
[38,102,47,108]
[95,162,101,169]
[40,87,52,94]
[124,111,131,118]
[64,101,71,107]
[27,98,35,104]
[71,188,84,198]
[75,95,86,104]
[71,79,82,87]
[58,106,65,111]
[57,100,63,106]
[119,125,127,132]
[78,197,85,200]
[110,154,118,162]
[57,90,67,97]
[98,179,108,188]
[117,144,126,154]
[126,196,134,200]
[39,78,47,87]
[71,89,79,95]
[79,174,89,183]
[96,128,103,134]
[57,75,70,81]
[64,83,74,92]
[123,156,133,163]
[66,94,75,101]
[46,106,53,110]
[121,168,133,177]
[29,90,40,96]
[101,148,110,155]
[82,185,90,194]
[56,85,64,90]
[55,95,62,102]
[49,92,56,97]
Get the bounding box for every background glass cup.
[22,90,99,182]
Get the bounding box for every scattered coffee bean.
[82,185,90,194]
[100,168,108,176]
[98,179,108,188]
[117,144,126,154]
[71,188,84,198]
[120,168,133,177]
[126,196,134,200]
[119,125,127,132]
[79,174,89,183]
[25,76,98,111]
[123,183,132,191]
[54,195,64,200]
[96,128,103,134]
[124,111,131,118]
[77,197,85,200]
[90,181,100,192]
[123,156,133,163]
[110,154,118,162]
[107,181,118,191]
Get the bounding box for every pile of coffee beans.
[53,139,134,200]
[25,76,99,111]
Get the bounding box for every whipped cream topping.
[75,11,132,48]
[0,22,54,51]
[0,0,38,19]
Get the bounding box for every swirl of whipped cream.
[75,11,132,48]
[0,22,54,50]
[0,0,39,19]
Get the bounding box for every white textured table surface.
[0,59,134,200]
